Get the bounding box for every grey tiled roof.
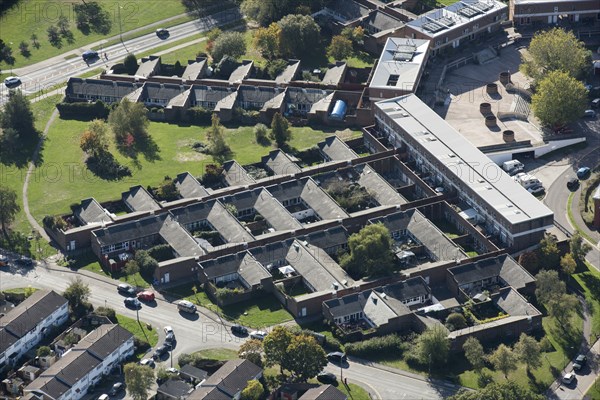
[285,87,330,106]
[356,164,407,206]
[317,136,358,161]
[182,57,208,81]
[377,276,430,302]
[364,10,403,32]
[229,61,253,84]
[199,251,271,287]
[275,60,301,85]
[93,213,165,247]
[493,287,541,316]
[299,385,347,400]
[122,185,160,212]
[237,86,285,107]
[180,364,208,381]
[135,56,161,78]
[262,150,302,175]
[325,0,372,21]
[193,86,236,109]
[175,172,209,199]
[321,63,347,86]
[74,198,111,225]
[65,78,140,100]
[449,255,534,288]
[195,359,262,398]
[159,215,206,257]
[222,160,256,187]
[158,379,193,398]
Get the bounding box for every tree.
[47,25,61,47]
[73,1,112,35]
[514,333,542,372]
[1,89,36,141]
[124,260,140,278]
[80,119,109,156]
[30,33,40,49]
[283,334,327,382]
[535,270,565,305]
[241,379,263,400]
[569,232,592,264]
[108,98,149,148]
[416,326,449,368]
[123,54,138,75]
[449,380,544,400]
[521,28,591,82]
[445,312,467,331]
[488,344,517,378]
[206,113,232,163]
[124,363,154,400]
[531,70,587,128]
[263,326,293,373]
[134,250,159,276]
[278,14,321,57]
[463,337,485,371]
[254,123,270,145]
[36,346,52,357]
[548,293,579,324]
[518,251,539,272]
[269,112,291,148]
[560,253,577,276]
[63,276,91,311]
[0,186,20,238]
[18,41,30,57]
[210,31,247,63]
[238,339,264,367]
[327,35,353,60]
[57,15,70,34]
[0,39,15,64]
[340,223,395,278]
[242,0,296,26]
[254,23,281,59]
[538,233,560,270]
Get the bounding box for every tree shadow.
[579,273,600,301]
[62,30,75,45]
[0,130,42,168]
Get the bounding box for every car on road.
[82,50,98,62]
[317,371,337,383]
[577,167,591,179]
[156,28,170,38]
[14,257,34,268]
[152,343,171,360]
[140,358,155,367]
[98,395,109,400]
[584,109,596,119]
[249,331,267,340]
[164,326,175,343]
[4,76,22,88]
[124,297,141,309]
[117,283,136,296]
[176,300,197,314]
[109,382,124,396]
[562,372,576,385]
[231,324,248,336]
[527,185,545,195]
[573,354,587,371]
[327,352,347,364]
[137,290,155,302]
[567,178,579,190]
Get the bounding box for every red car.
[137,290,155,302]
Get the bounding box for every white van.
[177,300,197,314]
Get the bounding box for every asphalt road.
[0,8,241,105]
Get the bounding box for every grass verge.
[587,378,600,400]
[567,192,596,244]
[116,313,158,357]
[573,262,600,338]
[194,348,237,361]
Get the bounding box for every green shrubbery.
[56,101,112,120]
[187,107,213,125]
[345,334,408,357]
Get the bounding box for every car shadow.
[141,300,158,308]
[178,311,200,321]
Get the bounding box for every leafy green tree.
[108,98,149,148]
[538,233,560,270]
[449,380,544,400]
[278,14,321,57]
[327,35,353,60]
[569,232,592,264]
[264,326,293,373]
[123,54,138,74]
[242,0,294,26]
[30,33,39,48]
[254,123,270,145]
[63,276,90,311]
[206,113,232,163]
[18,41,30,57]
[47,25,61,47]
[0,186,20,238]
[416,326,449,367]
[134,250,159,276]
[210,31,247,63]
[514,333,542,372]
[238,339,264,367]
[241,379,264,400]
[36,346,52,357]
[80,119,109,157]
[560,253,577,276]
[548,293,579,325]
[521,28,591,82]
[73,1,112,34]
[531,70,587,127]
[154,176,180,201]
[340,223,395,277]
[283,334,327,382]
[124,260,140,278]
[535,270,565,305]
[57,15,70,34]
[445,313,467,331]
[254,23,281,59]
[463,337,485,371]
[1,90,36,141]
[269,112,291,148]
[124,363,154,400]
[518,251,539,272]
[488,344,517,379]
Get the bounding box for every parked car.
[231,324,248,336]
[0,255,8,267]
[156,28,169,38]
[109,382,124,395]
[562,372,576,385]
[527,185,545,195]
[573,354,587,371]
[166,367,179,374]
[327,352,347,364]
[577,167,591,179]
[98,395,109,400]
[592,98,600,108]
[164,326,175,343]
[117,283,136,296]
[249,331,267,340]
[152,343,171,360]
[124,297,141,309]
[584,109,596,119]
[14,257,34,268]
[317,371,337,383]
[567,178,579,190]
[140,358,155,367]
[4,76,22,88]
[137,290,155,301]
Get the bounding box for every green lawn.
[587,378,600,400]
[0,0,187,69]
[337,383,371,400]
[437,0,460,5]
[136,32,207,61]
[116,313,158,358]
[195,348,238,361]
[573,263,600,337]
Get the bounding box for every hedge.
[56,100,112,120]
[344,334,407,357]
[187,107,213,125]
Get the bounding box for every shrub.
[187,107,213,125]
[233,108,260,124]
[445,312,467,331]
[134,337,150,353]
[148,244,173,262]
[201,164,224,186]
[134,250,159,276]
[85,150,132,180]
[37,346,52,357]
[345,334,405,357]
[265,59,289,79]
[56,101,111,120]
[95,306,117,322]
[215,287,243,303]
[43,215,68,231]
[254,123,269,145]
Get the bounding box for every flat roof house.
[0,291,69,372]
[25,324,134,400]
[404,0,508,54]
[374,95,554,250]
[510,0,600,25]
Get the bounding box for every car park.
[117,283,136,296]
[124,297,141,309]
[327,352,347,364]
[584,109,596,119]
[231,324,248,335]
[577,167,591,179]
[137,290,155,301]
[249,331,267,340]
[14,257,34,268]
[317,371,337,383]
[140,358,155,367]
[4,76,22,88]
[573,354,587,371]
[562,372,576,385]
[156,28,169,38]
[109,382,124,395]
[567,178,579,190]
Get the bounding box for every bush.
[215,287,244,303]
[43,215,68,231]
[265,59,289,79]
[148,244,173,262]
[95,306,117,322]
[445,312,467,331]
[345,334,405,357]
[86,150,132,180]
[187,107,213,125]
[56,101,111,120]
[134,250,159,276]
[134,337,151,353]
[233,108,260,124]
[254,123,269,145]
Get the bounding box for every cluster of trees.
[0,91,38,165]
[522,29,592,127]
[209,30,247,64]
[79,119,131,180]
[148,176,180,202]
[253,14,321,59]
[327,26,364,60]
[0,186,20,239]
[47,15,74,48]
[340,223,395,278]
[73,1,112,35]
[241,0,324,27]
[535,269,579,324]
[450,380,543,400]
[124,250,160,279]
[520,232,591,276]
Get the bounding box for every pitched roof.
[275,60,301,85]
[449,255,534,289]
[65,78,140,99]
[299,385,347,400]
[158,379,193,398]
[180,364,208,381]
[237,86,284,107]
[196,359,262,398]
[493,287,541,316]
[159,215,206,257]
[0,290,67,354]
[222,160,256,187]
[175,172,209,199]
[74,198,111,225]
[135,56,161,78]
[122,185,160,212]
[285,87,330,107]
[262,150,302,175]
[377,276,431,301]
[199,252,271,287]
[325,0,372,22]
[321,63,347,86]
[364,10,403,33]
[183,57,208,81]
[192,86,236,108]
[229,61,253,84]
[317,136,358,161]
[356,164,407,206]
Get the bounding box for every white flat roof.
[376,95,553,226]
[514,0,596,4]
[369,37,430,93]
[407,0,507,38]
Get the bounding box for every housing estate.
[0,291,69,373]
[188,359,262,400]
[509,0,600,25]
